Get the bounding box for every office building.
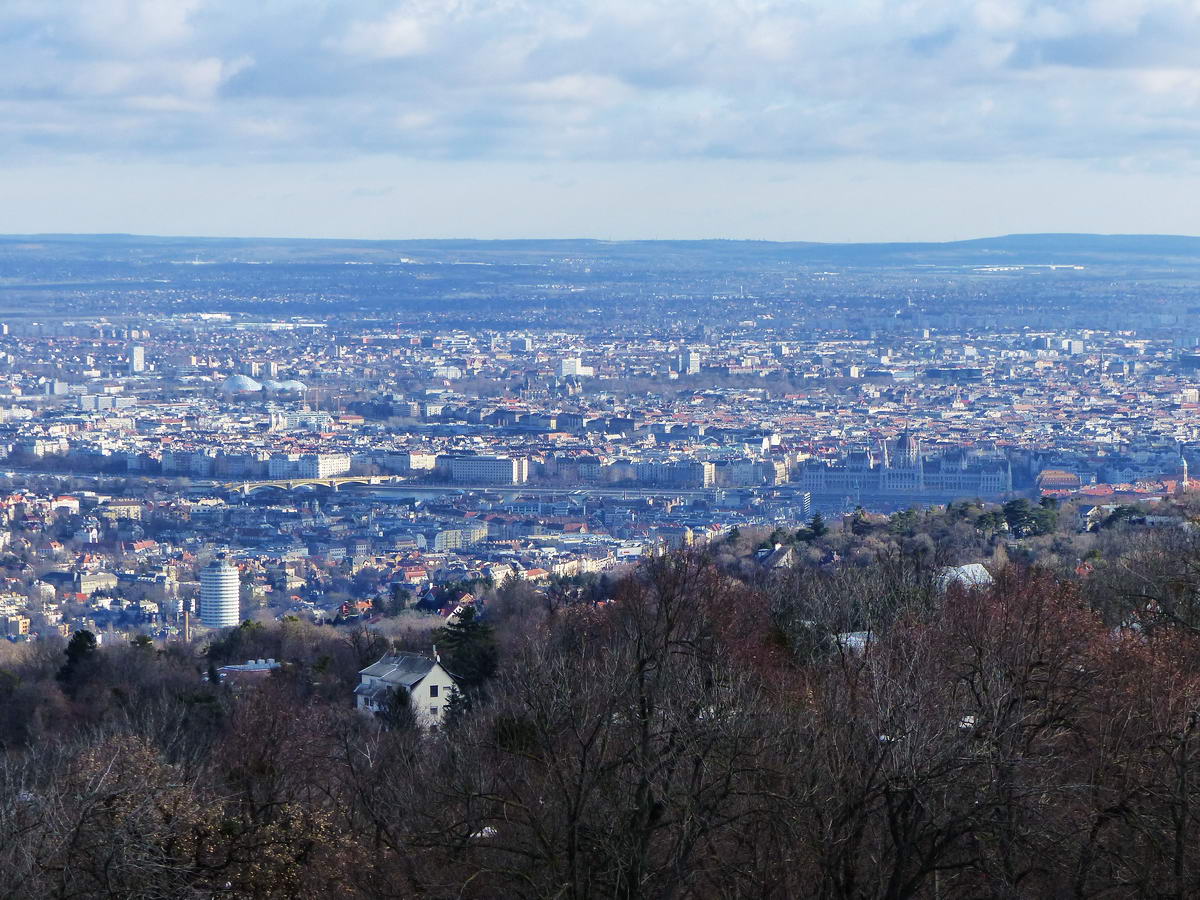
[442,455,529,484]
[200,557,240,629]
[559,357,594,377]
[298,453,351,478]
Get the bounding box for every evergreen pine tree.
[434,606,497,692]
[810,512,828,538]
[441,685,472,730]
[57,629,99,697]
[377,685,418,732]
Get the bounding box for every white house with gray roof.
[354,652,460,728]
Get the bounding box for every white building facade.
[199,558,240,628]
[442,455,529,484]
[354,653,461,728]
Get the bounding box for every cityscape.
[9,0,1200,896]
[3,233,1200,645]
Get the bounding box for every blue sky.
[3,0,1200,241]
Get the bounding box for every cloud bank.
[4,0,1200,167]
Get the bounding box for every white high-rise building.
[200,557,240,629]
[678,349,702,374]
[559,357,594,377]
[129,345,145,374]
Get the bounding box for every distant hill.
[3,232,1200,269]
[0,230,1196,326]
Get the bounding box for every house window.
[430,706,439,716]
[430,685,439,698]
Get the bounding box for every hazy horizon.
[5,159,1200,243]
[5,228,1200,247]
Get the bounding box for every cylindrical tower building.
[200,557,240,629]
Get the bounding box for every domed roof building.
[279,379,308,393]
[219,374,262,395]
[261,379,286,393]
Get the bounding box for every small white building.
[936,563,995,593]
[354,652,460,728]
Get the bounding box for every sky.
[3,0,1200,242]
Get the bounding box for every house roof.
[359,652,436,690]
[757,544,795,569]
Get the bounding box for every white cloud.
[335,12,429,59]
[72,0,202,52]
[521,75,630,106]
[2,0,1200,169]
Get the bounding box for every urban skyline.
[8,3,1200,897]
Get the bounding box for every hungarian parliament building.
[796,434,1013,499]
